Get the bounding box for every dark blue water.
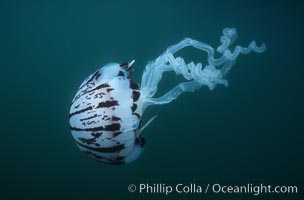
[1,0,303,199]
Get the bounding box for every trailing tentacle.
[140,28,266,110]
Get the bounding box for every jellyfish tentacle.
[140,62,172,98]
[140,28,266,109]
[147,81,201,105]
[164,52,228,89]
[166,37,215,56]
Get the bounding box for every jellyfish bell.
[69,28,266,165]
[69,60,143,165]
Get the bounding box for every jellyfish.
[69,28,266,165]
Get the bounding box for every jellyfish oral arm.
[139,28,266,110]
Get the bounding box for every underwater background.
[1,0,303,199]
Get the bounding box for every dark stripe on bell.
[118,70,124,77]
[69,106,93,118]
[112,131,122,137]
[89,83,110,90]
[111,116,121,121]
[134,113,141,119]
[72,83,110,104]
[131,103,137,112]
[70,125,104,132]
[132,91,140,102]
[78,137,97,145]
[78,70,99,90]
[80,114,98,121]
[130,82,140,90]
[105,123,121,131]
[91,132,102,137]
[70,123,121,132]
[106,88,114,92]
[97,100,118,108]
[77,141,125,153]
[95,72,101,80]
